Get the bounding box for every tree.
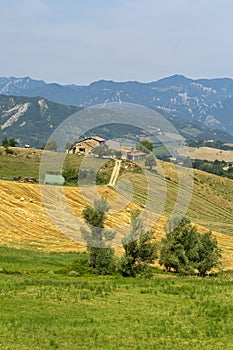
[159,218,192,274]
[145,155,157,171]
[92,146,107,158]
[2,137,9,148]
[44,140,58,152]
[81,198,116,274]
[8,138,18,147]
[115,151,122,159]
[65,141,73,150]
[119,210,157,276]
[196,231,222,277]
[136,140,153,154]
[159,218,222,276]
[62,166,77,181]
[1,137,17,148]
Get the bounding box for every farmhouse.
[120,146,134,160]
[67,136,147,162]
[127,151,147,161]
[69,136,106,155]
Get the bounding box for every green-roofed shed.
[44,173,65,185]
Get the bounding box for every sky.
[1,0,233,85]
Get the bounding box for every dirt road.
[109,160,122,187]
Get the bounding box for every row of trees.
[192,159,233,179]
[81,198,221,277]
[1,137,18,148]
[188,139,233,151]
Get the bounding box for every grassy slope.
[0,147,233,268]
[0,147,42,180]
[0,247,233,350]
[0,147,85,181]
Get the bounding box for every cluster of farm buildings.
[68,135,147,161]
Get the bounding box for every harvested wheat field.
[0,179,233,270]
[188,146,233,162]
[0,180,140,252]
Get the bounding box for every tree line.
[192,159,233,179]
[79,198,221,277]
[188,139,233,151]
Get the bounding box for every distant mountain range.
[0,95,80,148]
[0,74,233,147]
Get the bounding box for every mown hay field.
[0,148,233,269]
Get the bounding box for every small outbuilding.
[44,172,65,185]
[127,151,147,161]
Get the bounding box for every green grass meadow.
[0,247,233,350]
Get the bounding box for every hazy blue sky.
[1,0,233,84]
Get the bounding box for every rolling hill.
[0,148,233,270]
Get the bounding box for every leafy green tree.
[81,198,116,274]
[2,137,17,148]
[159,218,222,276]
[44,140,58,152]
[8,138,17,147]
[136,140,153,154]
[119,210,157,276]
[92,146,107,158]
[115,151,122,159]
[145,155,157,171]
[227,164,233,174]
[65,141,73,150]
[2,137,9,148]
[62,166,77,181]
[159,220,190,275]
[196,231,222,276]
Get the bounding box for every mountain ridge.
[1,74,233,146]
[0,94,80,148]
[0,93,232,148]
